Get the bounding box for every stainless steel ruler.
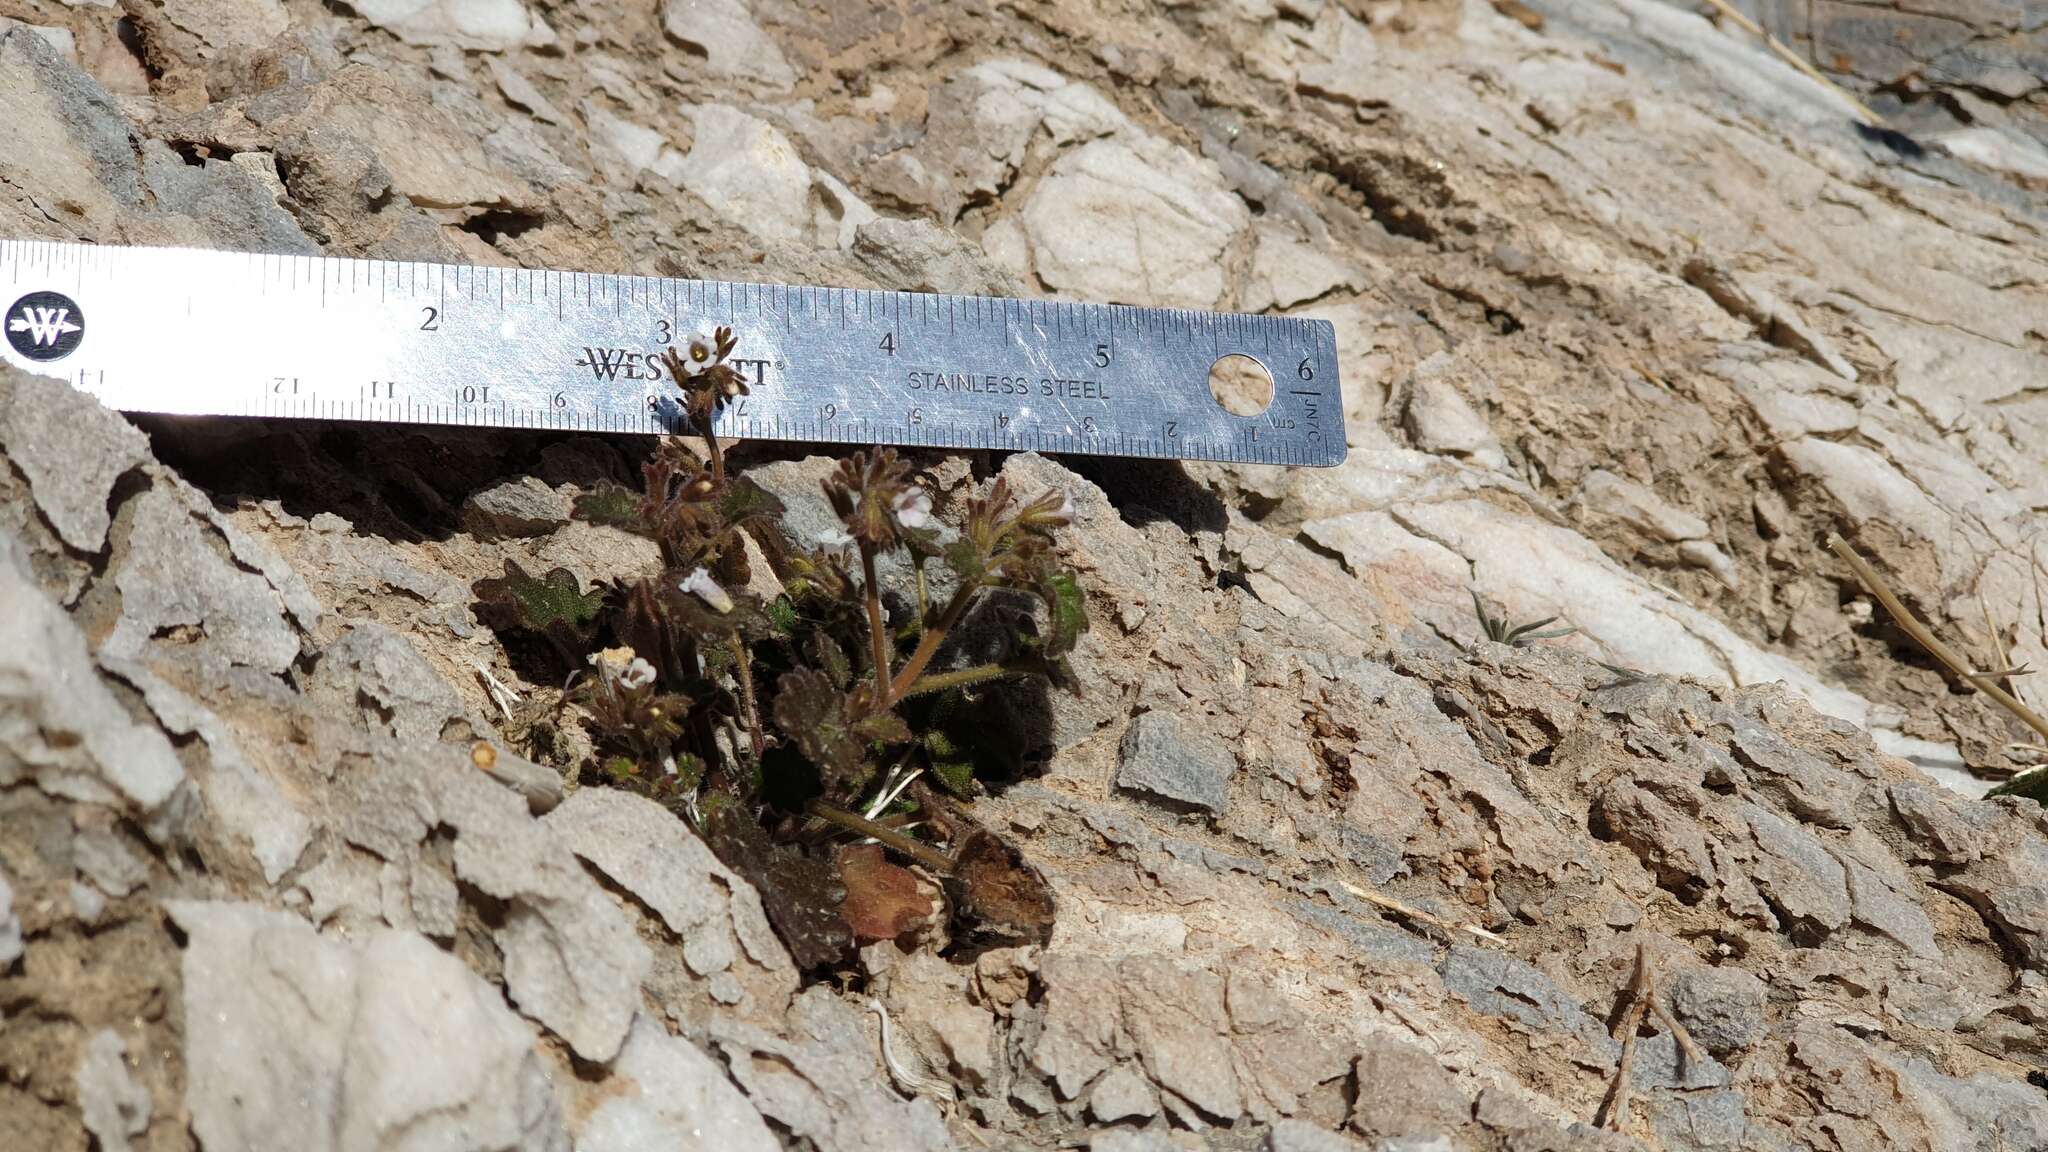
[0,240,1344,467]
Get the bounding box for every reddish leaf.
[946,828,1055,946]
[837,844,935,942]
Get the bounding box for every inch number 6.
[1297,356,1314,381]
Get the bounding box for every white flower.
[677,326,718,377]
[589,646,635,678]
[679,566,734,613]
[817,525,854,548]
[891,487,933,530]
[618,656,656,690]
[1054,493,1076,522]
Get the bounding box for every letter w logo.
[576,347,630,381]
[8,305,80,347]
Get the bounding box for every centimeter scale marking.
[0,241,1344,468]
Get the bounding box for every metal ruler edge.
[0,240,1346,468]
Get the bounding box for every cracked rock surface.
[2,0,2047,1150]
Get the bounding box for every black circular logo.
[5,291,86,362]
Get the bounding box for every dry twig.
[1596,943,1655,1132]
[1337,879,1504,945]
[1829,535,2048,748]
[1691,0,1888,127]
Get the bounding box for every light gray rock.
[170,900,568,1152]
[308,622,471,746]
[463,475,571,538]
[1020,134,1248,308]
[1089,1063,1158,1122]
[1668,966,1768,1057]
[710,988,952,1152]
[1241,222,1362,313]
[852,217,1025,297]
[542,787,792,980]
[72,826,147,897]
[158,0,288,51]
[675,104,815,245]
[104,658,313,883]
[1270,1118,1372,1152]
[430,765,652,1063]
[1439,946,1613,1057]
[1579,469,1709,542]
[0,28,144,228]
[0,367,149,553]
[102,482,306,676]
[660,0,795,90]
[1401,354,1504,469]
[1,539,188,817]
[578,1015,780,1152]
[1741,802,1850,936]
[352,0,555,50]
[486,56,562,123]
[0,869,20,965]
[141,140,315,252]
[1116,711,1236,815]
[75,1029,150,1152]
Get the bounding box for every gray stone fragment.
[139,140,317,254]
[0,869,20,965]
[1652,1087,1749,1150]
[1089,1131,1179,1152]
[1740,803,1850,936]
[851,218,1025,296]
[104,658,312,883]
[75,1029,150,1152]
[103,483,305,676]
[1089,1063,1159,1122]
[1270,1118,1373,1152]
[0,539,188,817]
[72,826,147,896]
[1285,899,1438,968]
[307,622,472,746]
[578,1015,779,1152]
[1116,711,1236,814]
[463,475,572,538]
[1668,966,1768,1056]
[1439,946,1614,1057]
[434,765,652,1063]
[169,900,568,1152]
[1836,835,1940,958]
[486,56,563,123]
[542,787,792,978]
[0,367,148,553]
[0,28,144,221]
[710,988,952,1152]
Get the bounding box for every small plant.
[1470,590,1577,647]
[476,326,1081,964]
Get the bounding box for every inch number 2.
[420,306,441,332]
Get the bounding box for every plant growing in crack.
[1467,590,1577,649]
[474,326,1082,966]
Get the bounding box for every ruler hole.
[1207,354,1273,416]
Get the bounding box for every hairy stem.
[859,541,892,700]
[901,661,1038,698]
[729,632,764,759]
[806,800,954,873]
[887,581,980,704]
